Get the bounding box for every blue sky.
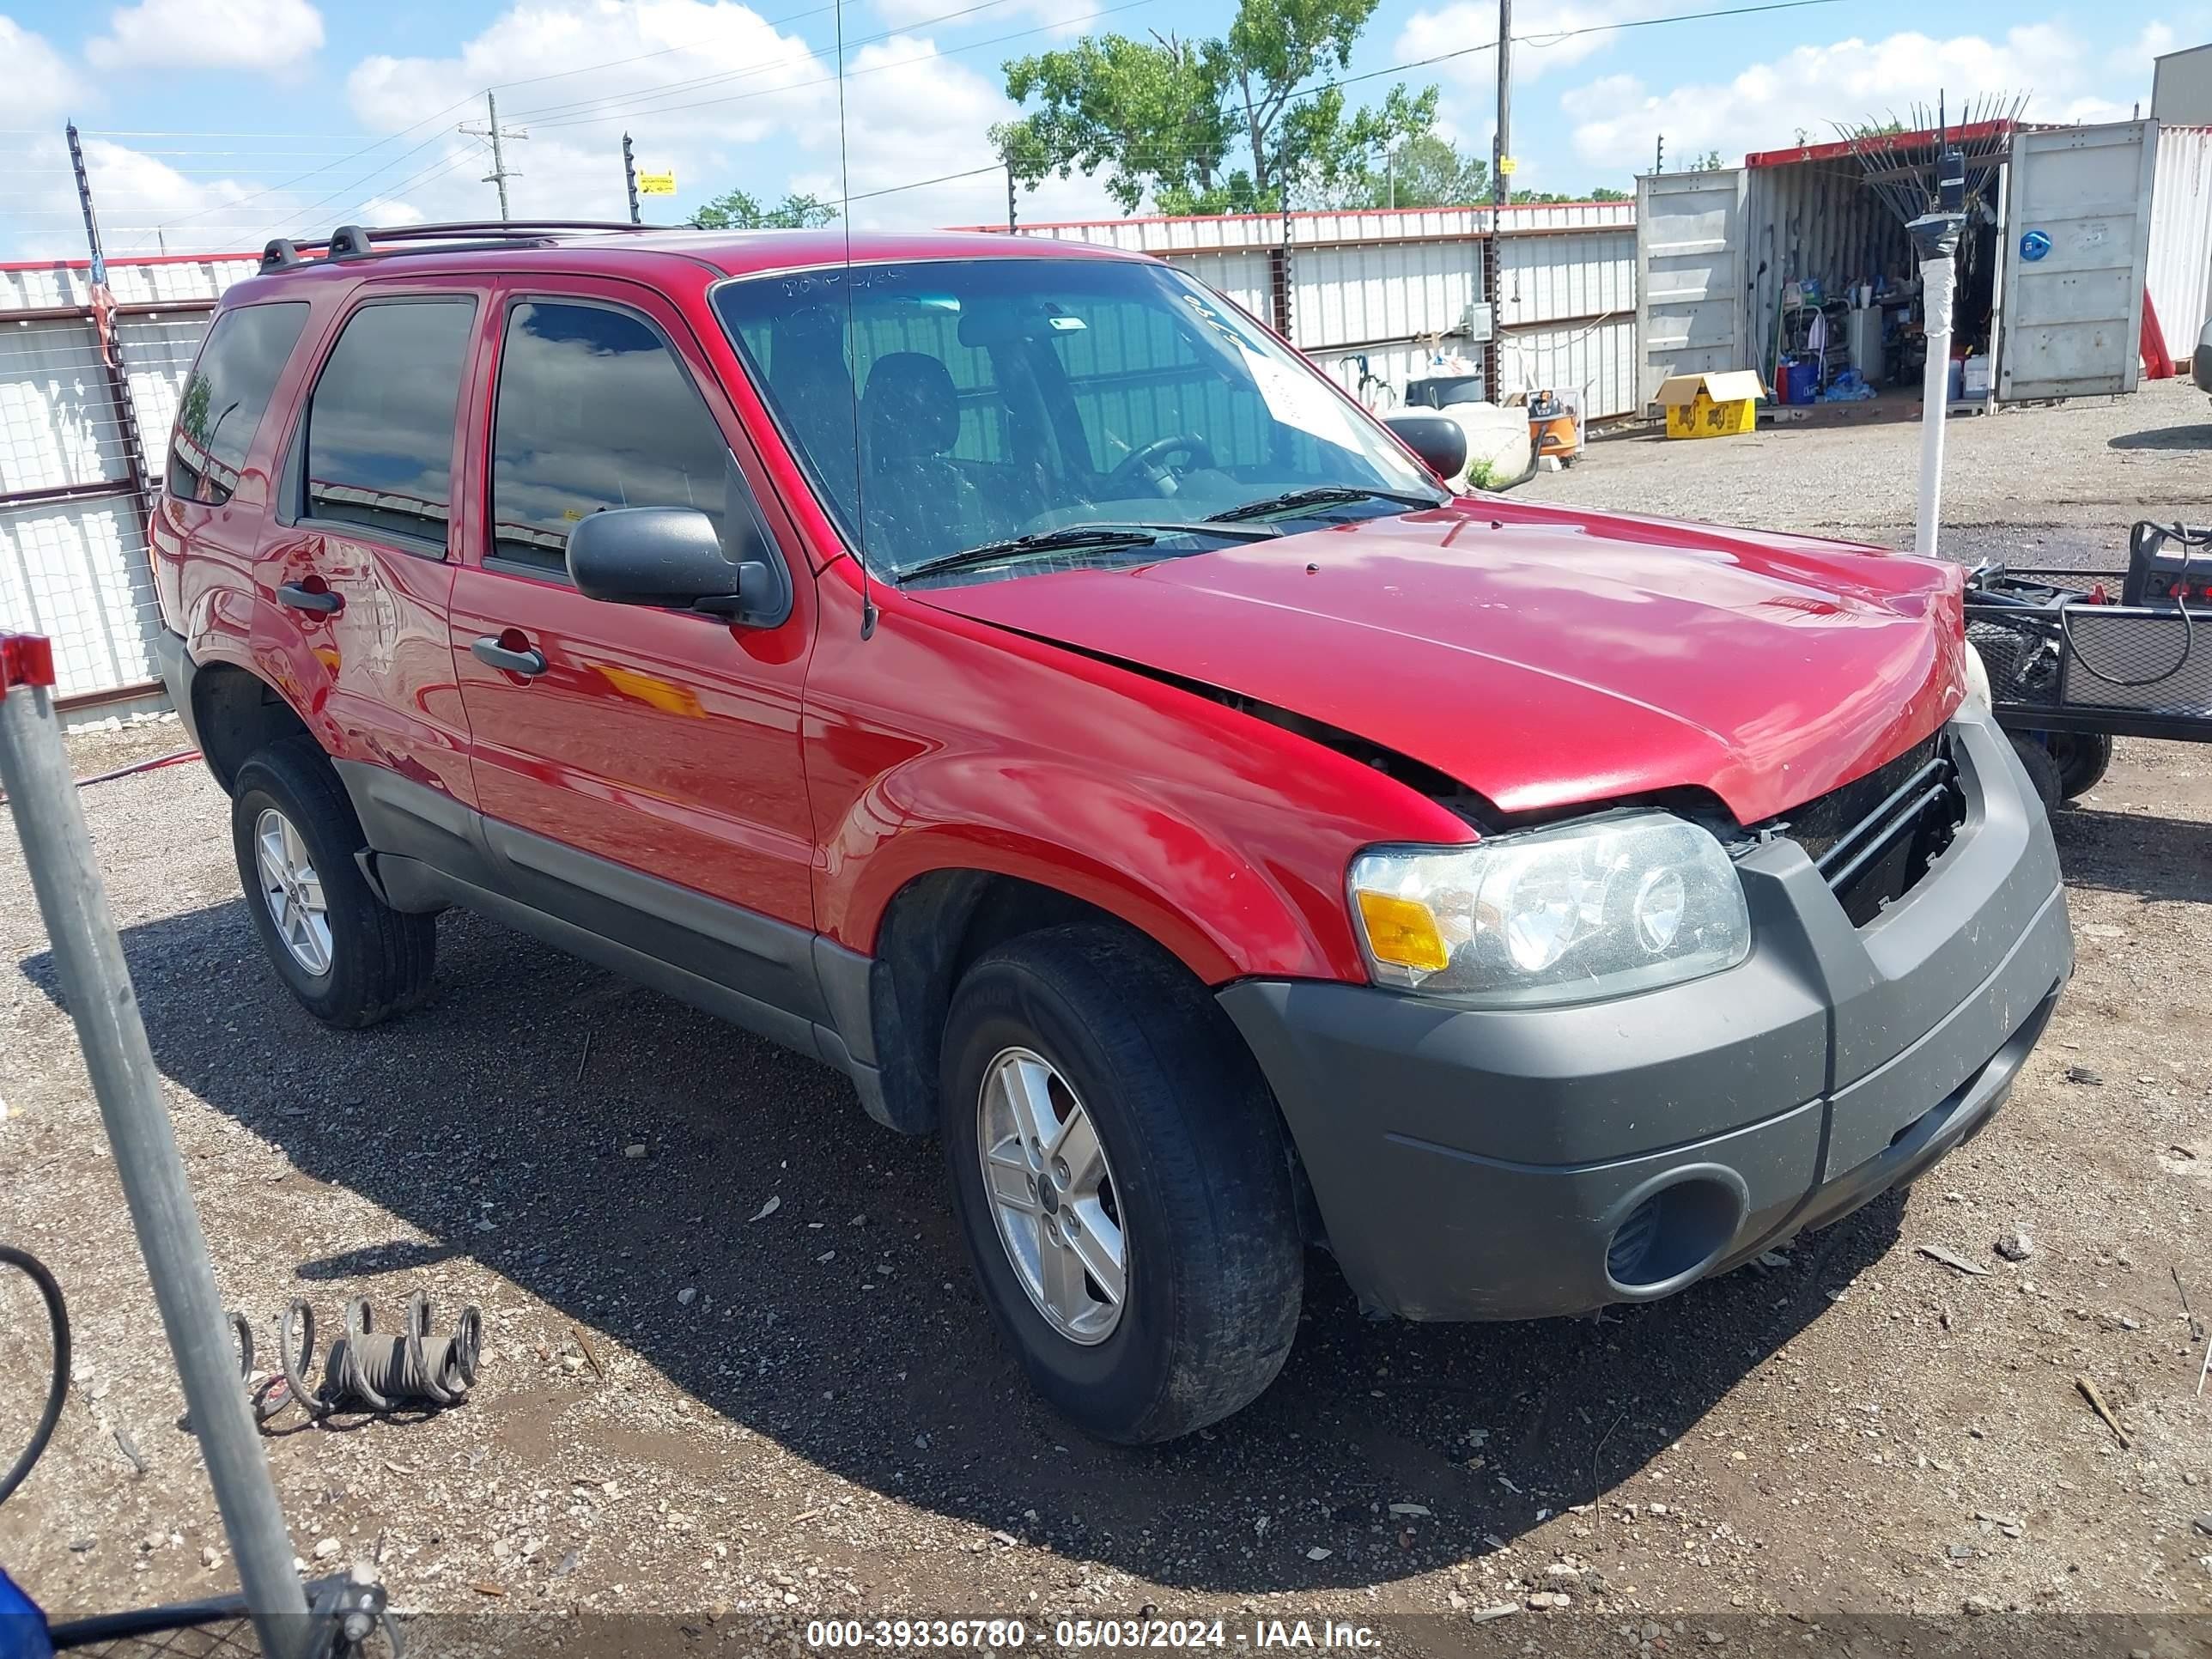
[0,0,2193,258]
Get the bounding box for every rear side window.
[489,301,736,574]
[302,298,477,549]
[167,301,309,505]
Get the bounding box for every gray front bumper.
[1221,708,2072,1321]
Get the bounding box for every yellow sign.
[1498,156,1517,175]
[636,170,677,195]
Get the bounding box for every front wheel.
[230,738,435,1029]
[940,926,1303,1443]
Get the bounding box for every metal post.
[1484,0,1511,403]
[1655,134,1664,173]
[623,132,641,226]
[1909,211,1964,559]
[1006,164,1018,234]
[66,123,160,615]
[0,636,311,1659]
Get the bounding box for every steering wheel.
[1105,432,1216,496]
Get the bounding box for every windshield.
[710,258,1441,581]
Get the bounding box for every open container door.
[1636,167,1748,412]
[1996,118,2159,399]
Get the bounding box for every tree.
[1588,185,1630,202]
[694,188,839,229]
[1687,149,1726,172]
[1322,131,1486,210]
[995,0,1437,215]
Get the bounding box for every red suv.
[153,221,2071,1443]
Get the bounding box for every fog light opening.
[1606,1176,1744,1292]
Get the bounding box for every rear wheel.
[2008,732,2063,815]
[231,738,434,1028]
[940,925,1303,1443]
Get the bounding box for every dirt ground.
[3,386,2211,1650]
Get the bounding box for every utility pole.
[1483,0,1511,401]
[623,131,641,225]
[460,92,526,220]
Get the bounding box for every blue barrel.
[1784,358,1818,404]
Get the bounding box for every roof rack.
[258,220,673,273]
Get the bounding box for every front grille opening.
[1769,731,1966,927]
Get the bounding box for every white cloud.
[1,15,83,125]
[1396,0,1674,98]
[0,135,285,259]
[1561,22,2163,174]
[86,0,325,72]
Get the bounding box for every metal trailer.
[1964,525,2212,805]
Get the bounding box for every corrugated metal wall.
[0,255,248,702]
[1015,203,1642,418]
[1743,160,1912,386]
[2148,125,2212,358]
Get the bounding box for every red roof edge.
[1745,118,2014,170]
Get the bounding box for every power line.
[509,0,1027,124]
[526,0,1159,133]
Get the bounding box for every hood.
[912,499,1966,825]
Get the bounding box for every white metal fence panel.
[118,313,214,476]
[0,320,131,494]
[1291,237,1478,350]
[0,255,257,315]
[0,498,160,699]
[2148,125,2212,353]
[1496,318,1638,417]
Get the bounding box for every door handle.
[471,635,548,678]
[276,581,342,614]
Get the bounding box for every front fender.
[822,753,1352,986]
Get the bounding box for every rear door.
[257,283,480,818]
[445,276,820,1014]
[1997,119,2159,399]
[1636,167,1748,410]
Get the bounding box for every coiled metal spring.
[233,1294,481,1424]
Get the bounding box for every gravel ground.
[3,390,2210,1650]
[1524,374,2212,565]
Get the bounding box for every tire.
[230,737,434,1029]
[939,925,1303,1443]
[2047,731,2113,801]
[2008,732,2063,816]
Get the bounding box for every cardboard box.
[1656,370,1765,440]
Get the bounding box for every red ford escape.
[152,222,2071,1443]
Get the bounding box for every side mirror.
[1382,412,1468,486]
[567,505,789,628]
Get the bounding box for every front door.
[446,278,819,1014]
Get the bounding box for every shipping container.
[1637,118,2160,412]
[2147,125,2212,361]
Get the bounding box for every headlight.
[1960,638,1992,718]
[1348,812,1751,1005]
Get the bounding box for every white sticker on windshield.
[1237,341,1352,446]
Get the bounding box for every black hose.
[0,1244,70,1508]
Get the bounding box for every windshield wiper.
[894,520,1277,584]
[1204,484,1446,523]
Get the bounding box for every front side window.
[302,298,477,548]
[167,301,309,505]
[489,301,738,574]
[713,258,1436,580]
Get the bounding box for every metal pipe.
[0,647,310,1659]
[1909,211,1964,560]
